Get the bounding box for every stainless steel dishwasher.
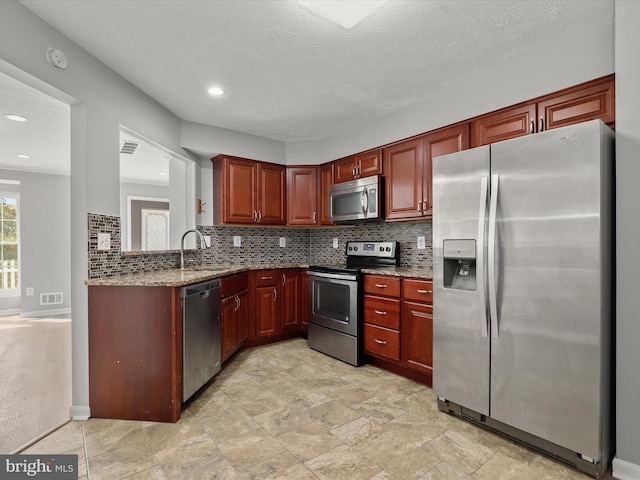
[181,279,221,401]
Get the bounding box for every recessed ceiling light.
[4,114,28,122]
[17,154,31,159]
[207,87,224,96]
[299,0,387,29]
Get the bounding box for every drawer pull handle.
[374,310,387,315]
[261,276,273,280]
[374,283,388,288]
[374,339,387,345]
[417,289,433,294]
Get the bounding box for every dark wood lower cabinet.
[401,301,433,377]
[88,286,182,423]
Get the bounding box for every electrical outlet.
[332,238,339,249]
[233,236,241,247]
[97,233,111,251]
[26,287,34,296]
[203,235,211,248]
[279,237,286,247]
[417,235,426,250]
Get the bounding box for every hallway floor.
[0,314,72,453]
[23,338,613,479]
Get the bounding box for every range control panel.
[346,241,398,258]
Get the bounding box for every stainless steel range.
[307,241,399,366]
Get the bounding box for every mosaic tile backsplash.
[87,213,432,279]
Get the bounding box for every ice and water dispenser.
[443,239,477,291]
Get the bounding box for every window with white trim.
[0,194,19,291]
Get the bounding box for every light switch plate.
[26,287,34,296]
[417,235,426,250]
[97,233,111,251]
[279,237,286,247]
[233,236,241,247]
[333,238,339,249]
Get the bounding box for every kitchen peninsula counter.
[85,263,309,287]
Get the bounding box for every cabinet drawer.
[364,324,400,361]
[364,275,401,297]
[403,279,433,303]
[221,272,248,297]
[255,270,279,286]
[364,295,400,329]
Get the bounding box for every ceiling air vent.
[120,141,139,154]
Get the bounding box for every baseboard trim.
[613,457,640,480]
[69,405,91,421]
[21,307,71,318]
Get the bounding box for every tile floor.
[1,314,72,453]
[23,339,615,479]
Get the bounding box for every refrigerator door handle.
[488,174,500,340]
[477,175,489,338]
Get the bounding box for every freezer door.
[432,145,490,416]
[489,120,612,459]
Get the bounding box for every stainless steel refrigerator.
[432,119,614,478]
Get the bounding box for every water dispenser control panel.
[443,239,476,260]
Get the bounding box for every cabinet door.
[470,104,536,147]
[356,149,382,178]
[287,167,318,225]
[383,138,424,220]
[401,301,433,376]
[223,157,257,224]
[537,77,615,131]
[257,163,286,225]
[255,285,280,336]
[319,163,334,225]
[221,296,236,362]
[423,124,470,215]
[281,270,300,329]
[236,290,249,346]
[334,156,356,183]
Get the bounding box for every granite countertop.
[85,263,309,287]
[361,266,433,280]
[86,263,433,287]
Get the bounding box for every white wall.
[613,2,640,479]
[119,181,170,251]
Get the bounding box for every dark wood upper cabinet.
[319,163,334,225]
[334,149,382,183]
[384,138,424,221]
[256,162,286,225]
[212,155,285,225]
[384,123,468,220]
[287,166,318,225]
[471,74,615,147]
[471,104,536,147]
[537,77,615,131]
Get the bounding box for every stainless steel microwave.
[329,175,383,223]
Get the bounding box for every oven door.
[308,270,360,336]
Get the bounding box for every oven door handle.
[307,270,359,282]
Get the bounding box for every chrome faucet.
[180,229,207,270]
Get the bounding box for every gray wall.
[614,1,640,478]
[0,170,71,316]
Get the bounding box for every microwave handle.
[361,189,369,215]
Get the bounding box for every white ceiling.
[17,0,614,144]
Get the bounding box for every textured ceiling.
[18,0,614,143]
